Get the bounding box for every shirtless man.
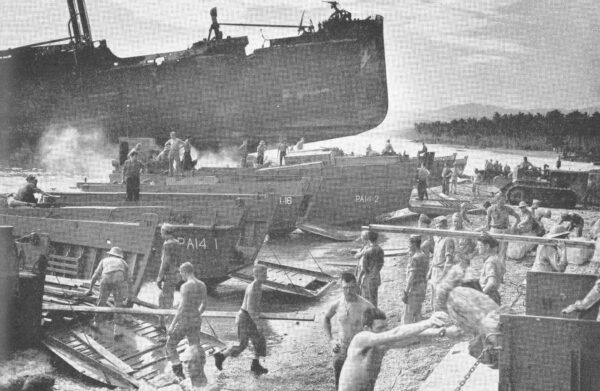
[355,230,384,307]
[338,309,453,391]
[214,264,269,375]
[157,223,183,329]
[486,194,520,264]
[323,273,375,389]
[165,131,185,176]
[166,262,207,381]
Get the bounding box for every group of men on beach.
[85,222,269,388]
[318,191,596,390]
[323,221,486,391]
[415,160,461,201]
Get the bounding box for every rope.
[203,317,220,340]
[305,247,327,275]
[264,244,297,288]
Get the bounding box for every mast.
[66,0,82,43]
[76,0,93,41]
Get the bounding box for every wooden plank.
[72,331,135,374]
[49,254,82,263]
[43,336,138,388]
[47,266,79,276]
[48,260,79,269]
[367,225,596,249]
[121,343,164,362]
[42,304,315,321]
[127,253,138,284]
[85,248,98,279]
[297,222,359,241]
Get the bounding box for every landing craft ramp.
[229,261,335,298]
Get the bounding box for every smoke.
[37,126,115,181]
[193,145,240,167]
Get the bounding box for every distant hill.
[409,103,600,123]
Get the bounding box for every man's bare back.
[338,311,450,391]
[179,278,206,323]
[241,280,263,321]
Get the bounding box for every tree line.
[414,110,600,156]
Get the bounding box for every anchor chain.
[455,332,502,391]
[454,346,490,391]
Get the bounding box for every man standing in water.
[323,273,375,389]
[166,262,207,382]
[156,223,183,330]
[338,309,452,391]
[214,264,269,375]
[355,230,384,307]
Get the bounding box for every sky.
[2,0,600,124]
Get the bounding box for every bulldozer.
[501,167,600,209]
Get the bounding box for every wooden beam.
[43,336,139,388]
[42,304,315,321]
[72,331,135,374]
[365,225,596,249]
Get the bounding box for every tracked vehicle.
[502,167,600,208]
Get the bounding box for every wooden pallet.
[43,318,225,389]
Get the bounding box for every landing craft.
[0,0,388,158]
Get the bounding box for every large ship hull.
[0,10,387,156]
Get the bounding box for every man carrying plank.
[213,264,269,376]
[166,262,207,382]
[338,309,456,391]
